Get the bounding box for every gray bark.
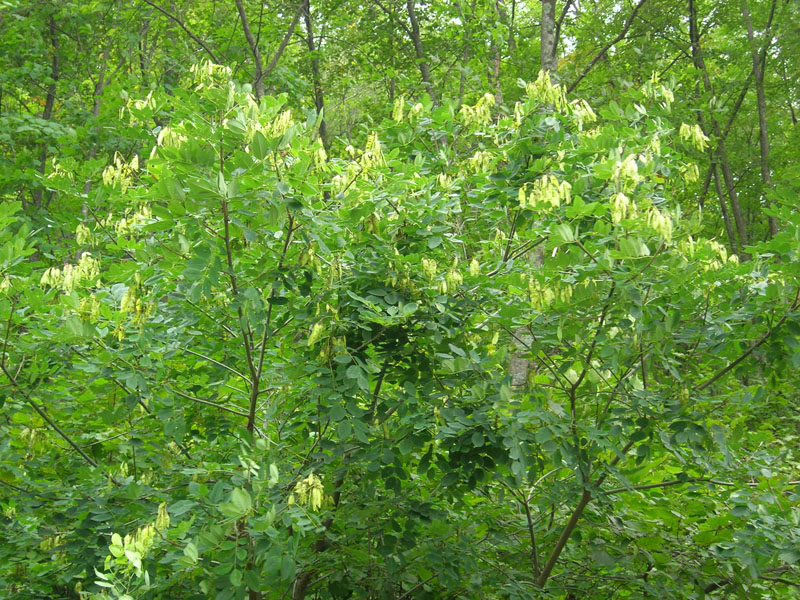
[540,0,558,74]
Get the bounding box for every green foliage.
[2,0,800,594]
[1,59,798,600]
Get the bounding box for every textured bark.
[302,0,330,151]
[540,0,558,74]
[741,0,779,237]
[406,0,437,103]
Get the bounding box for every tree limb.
[140,0,221,64]
[1,363,98,468]
[567,0,652,94]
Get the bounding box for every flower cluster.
[102,152,139,192]
[518,175,572,209]
[40,253,100,293]
[106,502,170,576]
[569,98,597,130]
[460,93,495,127]
[614,154,643,189]
[467,149,493,174]
[392,95,405,122]
[119,271,152,334]
[679,123,710,151]
[361,131,385,169]
[642,72,675,107]
[647,207,674,241]
[289,472,324,511]
[611,192,637,224]
[525,70,568,112]
[442,258,463,293]
[528,279,573,310]
[421,258,437,280]
[77,295,101,323]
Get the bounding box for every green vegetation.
[1,1,799,598]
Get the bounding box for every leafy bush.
[2,64,799,599]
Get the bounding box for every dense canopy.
[1,1,799,599]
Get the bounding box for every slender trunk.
[688,0,749,251]
[711,163,739,255]
[32,15,59,209]
[138,19,151,87]
[235,0,264,99]
[541,0,558,74]
[80,47,111,238]
[536,490,591,587]
[302,0,329,151]
[406,0,436,103]
[508,0,516,51]
[455,0,473,107]
[491,0,509,104]
[741,0,779,237]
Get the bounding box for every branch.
[170,387,250,418]
[535,489,591,587]
[566,0,652,94]
[603,477,800,495]
[234,0,264,96]
[184,348,252,386]
[0,363,98,468]
[140,0,221,64]
[554,0,575,52]
[522,496,541,578]
[570,282,615,397]
[535,439,635,588]
[258,3,304,87]
[371,0,413,37]
[603,477,719,495]
[697,287,800,392]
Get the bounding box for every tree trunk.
[406,0,437,103]
[711,163,739,256]
[490,0,509,104]
[541,0,558,74]
[741,0,779,237]
[235,0,265,99]
[32,15,59,209]
[302,0,330,151]
[688,0,749,252]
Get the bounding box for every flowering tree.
[1,64,799,599]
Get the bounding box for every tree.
[2,3,800,598]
